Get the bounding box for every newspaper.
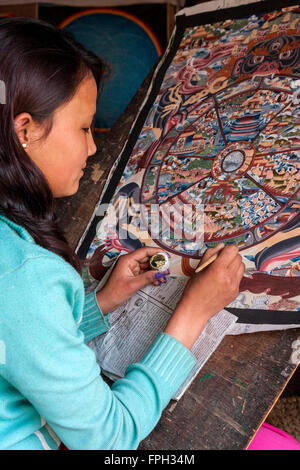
[88,274,238,400]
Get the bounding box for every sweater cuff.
[79,291,111,343]
[138,332,196,404]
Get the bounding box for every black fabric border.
[227,307,300,324]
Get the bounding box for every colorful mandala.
[79,2,300,323]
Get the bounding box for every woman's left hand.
[96,247,170,314]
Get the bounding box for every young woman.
[0,17,298,451]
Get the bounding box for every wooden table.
[54,70,299,451]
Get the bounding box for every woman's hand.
[96,247,169,314]
[164,243,245,350]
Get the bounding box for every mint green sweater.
[0,215,196,450]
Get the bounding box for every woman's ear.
[14,112,34,149]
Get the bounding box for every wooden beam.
[0,3,38,19]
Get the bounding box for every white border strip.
[177,0,263,16]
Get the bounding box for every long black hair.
[0,17,104,273]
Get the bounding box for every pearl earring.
[22,143,27,149]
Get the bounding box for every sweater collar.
[0,215,35,243]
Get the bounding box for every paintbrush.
[195,253,218,273]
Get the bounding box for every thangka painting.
[78,0,300,330]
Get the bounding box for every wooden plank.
[139,329,299,450]
[166,4,176,40]
[0,3,38,18]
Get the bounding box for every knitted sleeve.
[0,255,196,450]
[79,290,111,343]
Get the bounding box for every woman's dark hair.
[0,17,104,273]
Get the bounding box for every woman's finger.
[214,244,239,268]
[152,272,168,286]
[236,261,245,280]
[228,254,243,275]
[130,247,164,263]
[139,261,151,269]
[199,243,225,266]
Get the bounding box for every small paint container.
[150,252,170,272]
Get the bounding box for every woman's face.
[15,74,98,197]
